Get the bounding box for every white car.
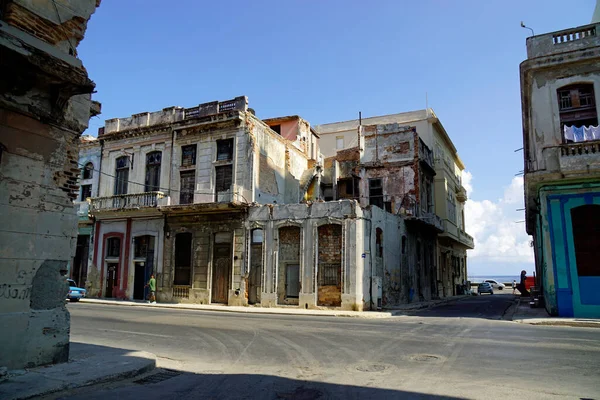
[484,279,505,290]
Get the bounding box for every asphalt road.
[52,294,600,400]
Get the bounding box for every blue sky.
[78,1,596,275]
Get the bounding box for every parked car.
[484,279,505,290]
[477,282,494,295]
[67,279,86,302]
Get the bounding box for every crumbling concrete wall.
[247,200,366,311]
[3,0,100,55]
[250,116,309,205]
[161,213,246,306]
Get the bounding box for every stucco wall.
[247,200,366,310]
[100,132,172,198]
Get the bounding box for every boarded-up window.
[114,156,129,195]
[145,151,162,192]
[216,139,233,161]
[181,145,197,167]
[80,184,92,201]
[369,179,383,209]
[571,205,600,277]
[180,171,195,204]
[106,237,120,258]
[376,228,383,258]
[174,233,192,285]
[82,162,93,179]
[215,165,233,197]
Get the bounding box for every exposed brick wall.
[277,226,300,304]
[317,224,342,306]
[53,134,82,201]
[4,3,90,51]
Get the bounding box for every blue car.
[67,279,87,302]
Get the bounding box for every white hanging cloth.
[564,125,575,142]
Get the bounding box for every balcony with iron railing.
[418,138,435,172]
[90,192,169,213]
[403,200,445,232]
[439,219,474,249]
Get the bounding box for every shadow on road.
[54,368,466,400]
[393,292,518,320]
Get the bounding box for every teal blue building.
[521,20,600,318]
[536,185,600,317]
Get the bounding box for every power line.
[76,160,250,203]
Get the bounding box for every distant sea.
[468,275,520,284]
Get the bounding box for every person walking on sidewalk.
[146,274,156,304]
[512,280,517,294]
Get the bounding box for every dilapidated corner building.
[318,124,443,308]
[72,135,101,291]
[316,111,473,301]
[87,97,323,306]
[0,0,100,369]
[521,19,600,317]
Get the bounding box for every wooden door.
[212,244,231,303]
[106,263,117,298]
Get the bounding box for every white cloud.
[501,176,524,205]
[462,170,473,196]
[464,172,533,264]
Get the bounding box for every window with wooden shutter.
[179,171,195,205]
[215,165,232,192]
[145,151,162,192]
[181,145,196,167]
[114,156,129,195]
[216,139,233,161]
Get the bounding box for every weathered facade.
[72,135,101,290]
[521,19,600,317]
[319,123,443,306]
[316,113,474,299]
[0,0,100,369]
[87,97,321,306]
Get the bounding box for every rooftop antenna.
[520,21,535,37]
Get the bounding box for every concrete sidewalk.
[77,296,469,318]
[510,296,600,328]
[0,342,156,400]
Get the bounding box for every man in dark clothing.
[517,270,530,297]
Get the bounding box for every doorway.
[133,262,147,300]
[133,235,155,300]
[106,263,117,298]
[286,264,300,299]
[212,242,231,303]
[72,235,89,289]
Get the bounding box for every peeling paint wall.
[251,117,309,205]
[0,0,99,369]
[247,201,366,310]
[161,213,246,306]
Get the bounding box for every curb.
[77,299,394,319]
[0,351,156,400]
[388,295,470,315]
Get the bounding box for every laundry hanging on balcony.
[584,125,600,141]
[564,125,599,142]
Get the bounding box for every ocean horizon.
[468,275,520,284]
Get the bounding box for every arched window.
[114,156,129,195]
[558,83,598,143]
[145,151,162,192]
[82,162,93,179]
